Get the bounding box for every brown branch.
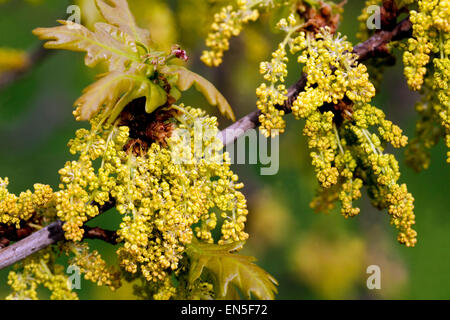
[0,224,33,249]
[0,224,34,242]
[353,16,412,62]
[0,238,10,249]
[82,226,118,245]
[0,223,118,269]
[0,16,413,270]
[218,109,261,146]
[0,45,52,90]
[0,220,65,270]
[0,199,115,270]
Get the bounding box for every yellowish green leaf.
[147,82,168,113]
[95,0,151,45]
[186,240,278,300]
[33,20,141,72]
[74,70,166,121]
[164,66,235,121]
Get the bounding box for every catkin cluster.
[114,105,248,283]
[52,103,249,293]
[55,113,126,241]
[256,14,305,137]
[258,19,416,246]
[201,0,284,67]
[0,178,54,228]
[2,101,250,298]
[1,0,274,300]
[64,242,122,290]
[6,249,78,300]
[202,1,418,246]
[301,28,415,246]
[402,0,450,169]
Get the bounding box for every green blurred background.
[0,0,448,299]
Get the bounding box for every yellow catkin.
[201,0,279,67]
[402,0,450,168]
[6,249,78,300]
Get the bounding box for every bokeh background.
[0,0,449,299]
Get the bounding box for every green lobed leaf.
[164,66,236,121]
[32,0,232,124]
[33,20,142,72]
[186,240,278,300]
[95,0,151,45]
[74,69,166,121]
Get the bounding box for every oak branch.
[0,17,412,271]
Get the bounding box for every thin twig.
[0,223,118,269]
[0,220,64,270]
[218,109,261,146]
[0,200,115,270]
[82,226,118,244]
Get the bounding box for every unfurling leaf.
[186,240,278,300]
[95,0,151,45]
[164,66,236,121]
[32,0,235,124]
[33,20,141,72]
[32,11,167,122]
[74,70,166,121]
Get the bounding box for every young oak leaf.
[33,20,142,72]
[74,69,166,121]
[95,0,151,45]
[163,66,236,121]
[32,0,235,124]
[186,240,278,300]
